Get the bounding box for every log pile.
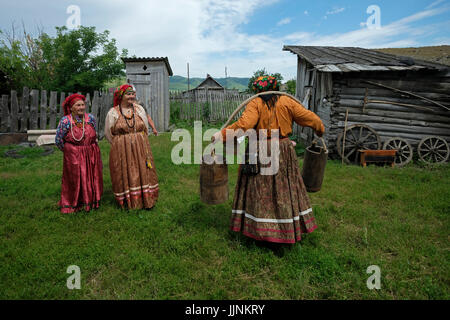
[327,70,450,153]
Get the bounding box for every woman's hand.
[152,128,159,136]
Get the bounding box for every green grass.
[0,133,449,300]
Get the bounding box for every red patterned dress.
[55,114,103,213]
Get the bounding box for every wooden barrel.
[301,139,328,193]
[199,154,229,205]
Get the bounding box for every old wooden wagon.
[283,45,450,166]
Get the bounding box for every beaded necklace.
[70,114,85,141]
[119,105,135,128]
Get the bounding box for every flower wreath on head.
[114,84,136,106]
[251,75,279,94]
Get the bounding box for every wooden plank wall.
[169,89,252,123]
[293,59,323,146]
[327,69,450,153]
[0,87,114,139]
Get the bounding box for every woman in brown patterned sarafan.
[105,84,159,209]
[212,76,325,244]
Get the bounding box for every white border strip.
[232,208,312,223]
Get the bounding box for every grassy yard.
[0,131,449,299]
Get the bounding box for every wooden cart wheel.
[383,137,413,167]
[417,136,450,164]
[337,124,381,164]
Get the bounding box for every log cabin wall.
[283,45,450,157]
[327,69,450,156]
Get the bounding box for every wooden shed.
[182,74,227,96]
[122,57,173,132]
[283,45,450,165]
[195,74,225,90]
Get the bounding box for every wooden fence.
[170,89,253,123]
[0,87,113,139]
[1,87,292,140]
[169,89,309,143]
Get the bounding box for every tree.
[0,24,33,94]
[0,24,128,93]
[286,79,296,95]
[247,68,283,93]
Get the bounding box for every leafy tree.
[247,68,283,93]
[286,79,296,95]
[0,28,31,94]
[0,25,128,94]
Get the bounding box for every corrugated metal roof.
[283,46,449,72]
[121,57,173,76]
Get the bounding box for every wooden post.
[187,63,190,92]
[10,91,18,132]
[92,91,100,122]
[1,95,10,132]
[58,92,66,119]
[30,89,39,130]
[342,108,349,165]
[49,91,58,129]
[40,90,48,130]
[20,87,30,132]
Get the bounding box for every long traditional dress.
[105,105,158,209]
[55,113,103,213]
[221,95,324,243]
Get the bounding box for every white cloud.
[38,0,448,80]
[277,17,291,26]
[426,0,445,9]
[284,7,449,49]
[304,10,308,15]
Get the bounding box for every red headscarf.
[62,94,86,116]
[114,84,135,107]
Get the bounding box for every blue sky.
[0,0,449,80]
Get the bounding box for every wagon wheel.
[337,124,381,164]
[417,136,450,164]
[383,137,413,167]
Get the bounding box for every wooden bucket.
[199,153,229,205]
[301,138,328,193]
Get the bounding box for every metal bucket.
[199,153,229,205]
[301,138,328,193]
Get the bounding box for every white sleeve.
[104,108,118,144]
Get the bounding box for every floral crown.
[252,75,279,93]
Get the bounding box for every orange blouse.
[221,95,325,140]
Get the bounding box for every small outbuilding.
[181,74,238,102]
[283,45,450,165]
[122,57,173,132]
[194,74,225,91]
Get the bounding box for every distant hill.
[169,75,249,91]
[375,45,450,66]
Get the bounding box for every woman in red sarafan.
[55,94,103,213]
